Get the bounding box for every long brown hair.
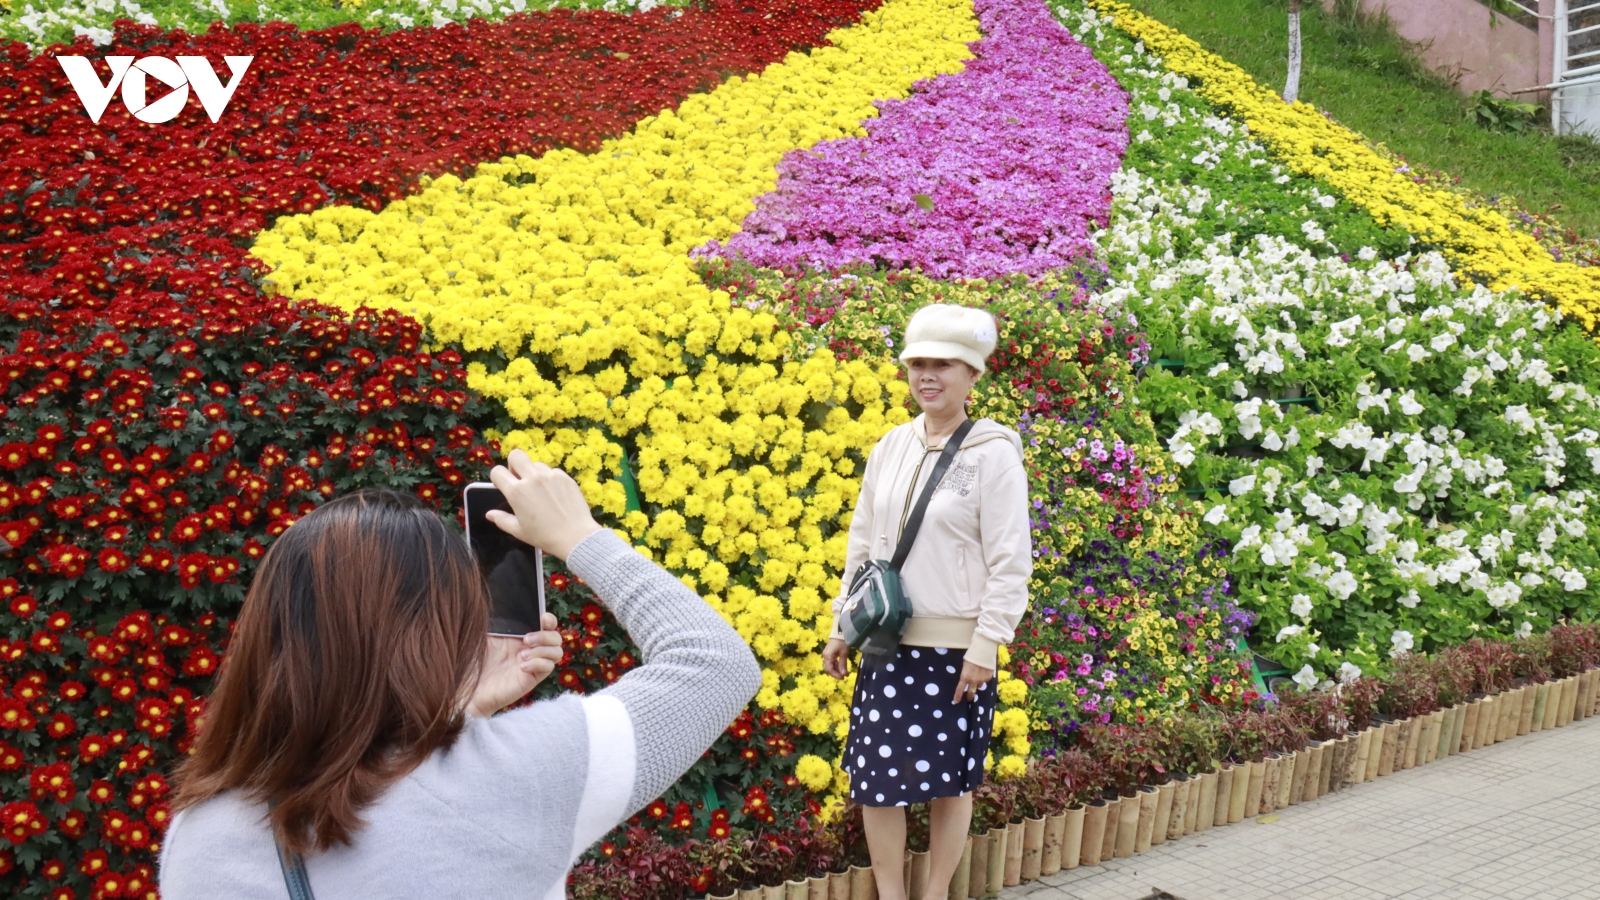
[173,488,489,855]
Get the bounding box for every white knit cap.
[898,304,997,373]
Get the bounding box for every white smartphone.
[463,482,547,637]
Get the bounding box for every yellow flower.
[795,754,835,792]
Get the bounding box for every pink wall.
[1325,0,1543,96]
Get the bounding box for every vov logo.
[58,56,253,124]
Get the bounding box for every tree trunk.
[1285,0,1303,103]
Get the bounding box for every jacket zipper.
[895,445,941,541]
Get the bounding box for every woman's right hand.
[486,449,602,560]
[822,638,850,679]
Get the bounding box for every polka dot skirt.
[843,645,996,808]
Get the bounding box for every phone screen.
[463,483,546,636]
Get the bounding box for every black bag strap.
[889,418,975,572]
[273,832,315,900]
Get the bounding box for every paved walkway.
[1002,716,1600,900]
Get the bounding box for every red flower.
[0,700,35,731]
[30,762,76,803]
[0,443,29,469]
[57,809,88,839]
[181,646,219,677]
[92,871,125,897]
[742,786,775,823]
[29,630,61,655]
[0,801,46,844]
[97,547,132,573]
[0,742,21,770]
[8,594,36,618]
[708,809,731,839]
[669,802,694,831]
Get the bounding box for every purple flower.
[700,0,1128,279]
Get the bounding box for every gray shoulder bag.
[839,418,974,659]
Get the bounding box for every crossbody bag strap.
[888,418,975,572]
[272,827,316,900]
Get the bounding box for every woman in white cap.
[823,303,1032,900]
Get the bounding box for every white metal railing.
[1555,0,1600,136]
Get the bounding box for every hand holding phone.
[485,450,602,560]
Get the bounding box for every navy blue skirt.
[843,645,997,807]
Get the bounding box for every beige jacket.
[831,415,1032,670]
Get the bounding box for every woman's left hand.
[952,660,993,704]
[468,612,563,717]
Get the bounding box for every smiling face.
[905,357,981,418]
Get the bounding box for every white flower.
[1292,665,1318,691]
[1398,589,1421,609]
[1276,624,1304,642]
[1325,570,1358,600]
[1305,642,1320,657]
[1516,621,1533,638]
[1389,629,1414,658]
[1207,362,1230,377]
[1338,662,1362,684]
[1229,475,1256,496]
[1562,569,1588,591]
[1301,220,1326,243]
[1398,390,1424,416]
[1290,593,1314,618]
[74,24,115,44]
[1204,504,1230,525]
[1306,455,1324,477]
[1316,194,1336,209]
[1357,246,1378,261]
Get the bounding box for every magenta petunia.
[702,0,1129,280]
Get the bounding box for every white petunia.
[1290,593,1313,618]
[1292,665,1318,691]
[1276,624,1304,642]
[1389,630,1414,658]
[1338,662,1362,684]
[1398,589,1420,609]
[1204,504,1230,525]
[1229,475,1257,496]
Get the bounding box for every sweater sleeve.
[564,529,762,815]
[830,441,883,636]
[966,452,1033,670]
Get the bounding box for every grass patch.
[1122,0,1600,239]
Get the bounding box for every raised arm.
[566,529,761,812]
[481,450,760,858]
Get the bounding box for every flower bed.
[1082,0,1600,332]
[1052,0,1600,681]
[698,0,1127,280]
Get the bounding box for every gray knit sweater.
[159,529,762,900]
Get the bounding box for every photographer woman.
[160,450,761,898]
[822,304,1032,900]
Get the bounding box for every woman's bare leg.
[862,804,909,900]
[923,793,974,900]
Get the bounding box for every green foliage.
[1467,89,1543,133]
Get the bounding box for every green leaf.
[912,193,935,211]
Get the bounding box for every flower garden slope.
[1084,0,1600,335]
[254,0,989,804]
[1057,1,1600,679]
